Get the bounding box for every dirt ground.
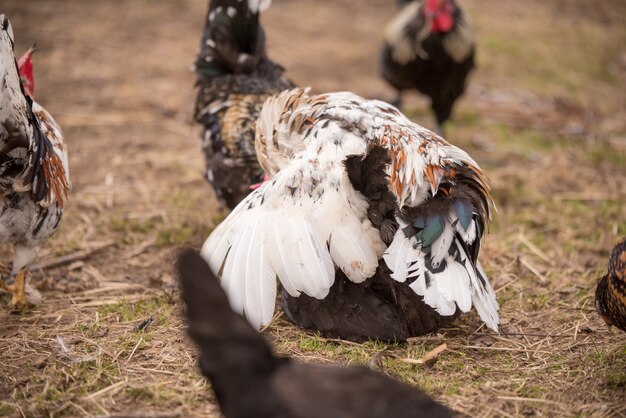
[0,0,625,417]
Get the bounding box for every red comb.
[424,0,454,33]
[17,46,36,98]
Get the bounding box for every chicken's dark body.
[596,239,626,332]
[380,0,475,130]
[194,0,294,209]
[178,250,454,418]
[281,265,456,342]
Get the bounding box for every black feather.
[178,250,455,418]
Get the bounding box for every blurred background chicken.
[202,88,498,341]
[595,239,626,333]
[194,0,294,209]
[380,0,475,133]
[0,15,70,309]
[178,249,454,418]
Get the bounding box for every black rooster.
[194,0,294,209]
[380,0,475,133]
[178,249,454,418]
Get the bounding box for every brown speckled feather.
[194,0,294,209]
[596,238,626,332]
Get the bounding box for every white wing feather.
[202,147,383,329]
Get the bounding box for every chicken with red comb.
[0,15,71,309]
[380,0,475,134]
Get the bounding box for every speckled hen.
[194,0,294,209]
[201,88,498,341]
[0,15,70,309]
[596,238,626,333]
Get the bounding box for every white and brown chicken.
[201,88,498,341]
[0,15,70,309]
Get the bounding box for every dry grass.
[0,0,624,417]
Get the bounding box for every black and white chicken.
[194,0,294,209]
[201,88,498,341]
[0,15,70,309]
[380,0,475,133]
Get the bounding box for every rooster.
[194,0,294,209]
[178,249,454,418]
[201,88,498,341]
[380,0,475,133]
[595,239,626,333]
[0,15,70,309]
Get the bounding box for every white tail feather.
[384,226,413,283]
[470,261,499,331]
[384,218,499,330]
[248,0,272,13]
[430,223,454,268]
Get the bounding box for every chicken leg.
[10,270,27,309]
[0,270,29,309]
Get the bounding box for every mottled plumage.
[178,249,454,418]
[380,0,475,132]
[194,0,294,209]
[596,239,626,332]
[202,88,498,341]
[0,15,70,308]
